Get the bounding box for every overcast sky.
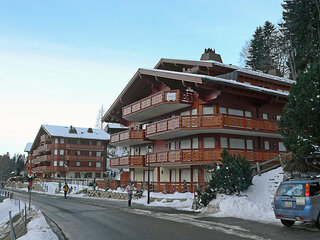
[0,0,284,155]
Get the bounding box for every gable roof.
[42,124,110,140]
[24,142,33,152]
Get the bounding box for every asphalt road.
[9,190,320,240]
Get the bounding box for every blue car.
[273,178,320,228]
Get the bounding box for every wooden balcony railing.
[122,90,193,118]
[146,148,286,166]
[65,144,104,150]
[40,134,51,143]
[33,155,51,164]
[146,114,278,136]
[110,129,146,144]
[37,144,51,153]
[32,166,51,172]
[110,155,145,167]
[68,166,102,172]
[64,155,103,161]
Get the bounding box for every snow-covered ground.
[203,167,283,223]
[17,210,58,240]
[0,198,58,239]
[6,167,283,223]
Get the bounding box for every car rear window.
[277,183,304,197]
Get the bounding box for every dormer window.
[68,126,77,134]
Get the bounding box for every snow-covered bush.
[200,150,253,206]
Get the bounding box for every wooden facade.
[103,57,293,192]
[27,125,108,178]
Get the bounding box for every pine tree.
[282,0,320,73]
[246,26,264,71]
[278,63,320,172]
[95,105,105,129]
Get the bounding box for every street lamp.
[146,145,152,204]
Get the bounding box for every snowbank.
[17,210,58,240]
[0,198,22,226]
[203,167,283,223]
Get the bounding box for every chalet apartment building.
[102,50,293,191]
[25,125,109,178]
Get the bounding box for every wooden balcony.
[146,148,286,166]
[33,155,51,164]
[40,134,51,143]
[110,155,145,168]
[146,114,280,140]
[122,90,193,121]
[65,144,104,150]
[37,144,51,153]
[65,155,103,161]
[51,166,70,172]
[68,166,102,172]
[110,129,152,147]
[33,166,51,172]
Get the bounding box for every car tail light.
[277,215,283,218]
[305,183,310,197]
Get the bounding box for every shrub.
[199,150,253,206]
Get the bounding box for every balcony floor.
[147,128,282,140]
[110,140,153,147]
[124,103,191,122]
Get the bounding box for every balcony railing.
[110,129,151,146]
[32,166,51,172]
[64,155,103,161]
[146,148,285,166]
[65,144,104,150]
[68,166,102,172]
[146,114,278,139]
[33,155,51,164]
[110,155,145,168]
[37,144,51,153]
[40,134,51,143]
[122,90,193,121]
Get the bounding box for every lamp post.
[146,145,152,204]
[64,162,68,185]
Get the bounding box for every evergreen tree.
[199,150,253,206]
[15,154,26,176]
[282,0,320,73]
[278,63,320,172]
[246,26,264,71]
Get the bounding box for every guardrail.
[251,152,292,176]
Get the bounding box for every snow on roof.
[24,142,33,152]
[42,124,110,140]
[199,59,239,70]
[141,68,289,97]
[237,68,295,84]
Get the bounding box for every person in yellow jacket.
[63,183,70,199]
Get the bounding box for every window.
[180,139,191,149]
[144,170,153,181]
[245,111,252,117]
[220,137,228,148]
[96,162,101,168]
[279,142,286,151]
[54,150,58,155]
[169,141,176,150]
[203,137,215,148]
[77,139,81,145]
[277,115,281,121]
[97,141,101,146]
[59,161,64,167]
[263,113,268,120]
[229,108,244,116]
[180,110,190,116]
[96,152,102,157]
[54,161,57,167]
[60,138,64,144]
[191,108,197,115]
[89,162,92,167]
[76,151,81,156]
[55,138,58,144]
[230,138,245,149]
[181,169,191,182]
[140,147,146,155]
[264,141,270,150]
[203,106,214,115]
[246,139,254,150]
[89,151,92,156]
[219,107,227,114]
[76,162,80,166]
[60,150,64,155]
[192,138,198,149]
[130,147,135,155]
[65,150,69,155]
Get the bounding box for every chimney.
[87,128,93,133]
[68,126,77,134]
[267,69,282,77]
[200,48,223,63]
